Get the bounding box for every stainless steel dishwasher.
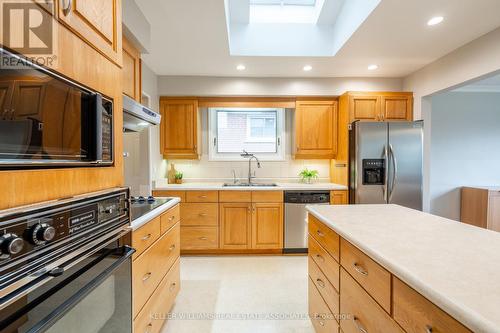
[284,191,330,253]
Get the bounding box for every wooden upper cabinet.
[122,36,141,101]
[58,0,123,66]
[251,203,283,249]
[220,203,252,249]
[295,100,338,159]
[160,99,199,159]
[345,92,413,122]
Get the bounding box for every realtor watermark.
[1,0,57,68]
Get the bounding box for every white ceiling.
[136,0,500,78]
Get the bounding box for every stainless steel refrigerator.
[349,121,423,210]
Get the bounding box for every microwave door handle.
[94,93,103,162]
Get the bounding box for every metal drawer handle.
[199,237,208,240]
[168,215,175,221]
[316,278,325,288]
[169,244,176,251]
[353,262,368,276]
[141,233,152,241]
[169,282,177,291]
[61,0,72,16]
[198,195,207,198]
[316,230,325,237]
[199,213,207,217]
[145,323,153,333]
[315,254,325,262]
[319,321,325,326]
[425,325,433,333]
[142,272,152,281]
[353,316,368,333]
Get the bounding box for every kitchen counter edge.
[131,197,181,231]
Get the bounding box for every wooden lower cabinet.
[251,203,283,249]
[180,226,218,250]
[330,190,348,205]
[220,203,252,249]
[309,278,339,333]
[134,259,181,333]
[132,204,181,332]
[340,269,403,333]
[308,257,340,315]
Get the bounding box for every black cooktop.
[130,197,173,221]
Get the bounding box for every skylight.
[250,0,324,24]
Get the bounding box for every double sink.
[223,183,278,187]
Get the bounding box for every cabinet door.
[160,99,199,159]
[220,203,251,249]
[381,95,413,121]
[11,81,46,120]
[0,82,14,119]
[349,95,381,122]
[330,190,348,205]
[58,0,122,66]
[251,203,283,249]
[122,36,141,101]
[295,100,337,159]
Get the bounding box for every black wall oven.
[0,188,133,333]
[0,48,113,168]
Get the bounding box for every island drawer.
[180,203,218,226]
[180,226,219,250]
[309,235,340,292]
[309,277,339,333]
[308,256,339,316]
[308,214,340,261]
[133,223,180,317]
[393,278,472,333]
[160,204,181,234]
[340,239,391,313]
[340,269,403,333]
[152,190,186,201]
[132,216,161,259]
[186,190,219,203]
[134,259,181,333]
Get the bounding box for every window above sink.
[208,107,285,161]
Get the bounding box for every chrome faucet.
[241,150,261,184]
[231,169,238,184]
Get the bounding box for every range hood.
[123,94,161,132]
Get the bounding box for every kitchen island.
[306,204,500,333]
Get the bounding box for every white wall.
[157,76,403,96]
[404,27,500,120]
[428,92,500,221]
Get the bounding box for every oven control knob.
[0,234,24,256]
[30,224,56,244]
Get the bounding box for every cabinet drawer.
[309,235,340,292]
[309,277,339,333]
[132,216,161,259]
[186,191,218,203]
[219,191,252,203]
[133,223,180,317]
[340,269,403,333]
[308,257,339,316]
[152,190,186,201]
[181,203,218,226]
[308,214,340,261]
[134,259,181,333]
[160,205,181,234]
[181,226,218,250]
[340,239,391,313]
[393,278,472,333]
[251,191,283,203]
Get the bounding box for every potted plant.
[299,168,319,184]
[175,171,183,184]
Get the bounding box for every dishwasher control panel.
[284,191,330,204]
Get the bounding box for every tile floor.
[162,256,315,333]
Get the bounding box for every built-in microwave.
[0,48,113,168]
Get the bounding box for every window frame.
[208,107,286,161]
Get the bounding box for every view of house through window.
[209,108,285,160]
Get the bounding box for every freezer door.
[388,121,423,210]
[350,122,388,204]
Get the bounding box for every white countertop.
[154,182,347,191]
[306,204,500,333]
[131,197,181,231]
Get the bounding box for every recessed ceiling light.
[368,64,378,70]
[303,65,312,71]
[427,16,444,26]
[236,64,246,71]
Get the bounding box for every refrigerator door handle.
[382,145,388,203]
[388,144,398,202]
